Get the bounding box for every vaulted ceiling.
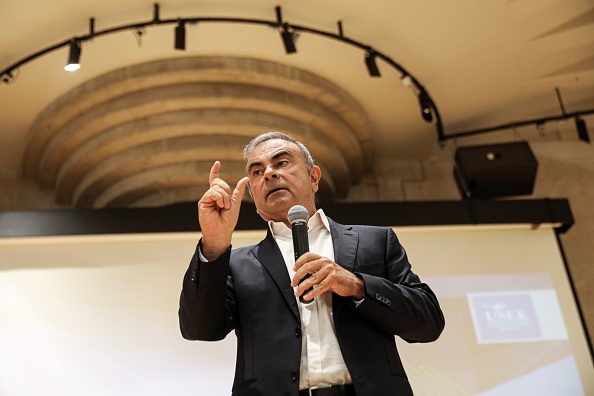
[1,0,593,207]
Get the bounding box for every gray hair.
[243,132,315,171]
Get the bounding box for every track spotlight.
[364,51,381,77]
[275,6,296,54]
[400,74,413,88]
[64,41,81,72]
[174,21,186,50]
[417,90,433,123]
[133,28,145,47]
[1,71,13,85]
[280,24,297,54]
[575,115,590,143]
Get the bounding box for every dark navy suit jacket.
[179,219,445,396]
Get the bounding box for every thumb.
[232,177,249,205]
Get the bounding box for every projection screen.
[0,224,592,395]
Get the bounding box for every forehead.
[247,139,301,163]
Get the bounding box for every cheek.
[249,180,263,198]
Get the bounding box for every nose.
[264,165,278,180]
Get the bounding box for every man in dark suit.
[179,132,445,396]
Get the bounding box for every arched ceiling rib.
[23,56,374,208]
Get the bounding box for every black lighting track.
[443,108,594,143]
[0,4,444,141]
[1,4,591,145]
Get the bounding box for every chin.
[260,201,295,220]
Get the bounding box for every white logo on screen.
[469,290,569,344]
[483,302,531,330]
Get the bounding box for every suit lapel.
[250,220,358,324]
[329,219,359,322]
[252,229,300,322]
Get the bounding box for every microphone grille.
[287,205,309,225]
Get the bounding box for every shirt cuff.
[197,243,209,262]
[352,297,365,308]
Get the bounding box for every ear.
[309,165,321,193]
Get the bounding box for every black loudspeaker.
[454,141,538,199]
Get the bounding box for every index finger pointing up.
[209,161,221,185]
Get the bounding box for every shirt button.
[291,371,299,382]
[295,327,301,337]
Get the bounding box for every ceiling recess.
[23,56,374,208]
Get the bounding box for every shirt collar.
[269,208,330,239]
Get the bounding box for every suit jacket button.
[291,371,299,382]
[295,327,301,337]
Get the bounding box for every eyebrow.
[246,149,294,174]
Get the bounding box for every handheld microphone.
[287,205,313,304]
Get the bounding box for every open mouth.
[266,187,286,198]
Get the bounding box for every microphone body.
[288,205,313,304]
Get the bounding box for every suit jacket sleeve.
[352,227,444,343]
[178,241,237,341]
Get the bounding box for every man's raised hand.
[198,161,249,260]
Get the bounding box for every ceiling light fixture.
[64,41,81,72]
[275,6,297,54]
[133,27,145,47]
[364,50,381,77]
[400,74,413,88]
[174,21,186,50]
[575,115,590,144]
[280,25,297,54]
[1,71,13,85]
[417,90,433,123]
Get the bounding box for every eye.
[277,159,289,167]
[251,168,263,177]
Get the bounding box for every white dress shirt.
[269,209,352,390]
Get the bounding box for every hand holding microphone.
[287,205,313,304]
[288,205,366,303]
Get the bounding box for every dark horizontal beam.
[0,199,573,238]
